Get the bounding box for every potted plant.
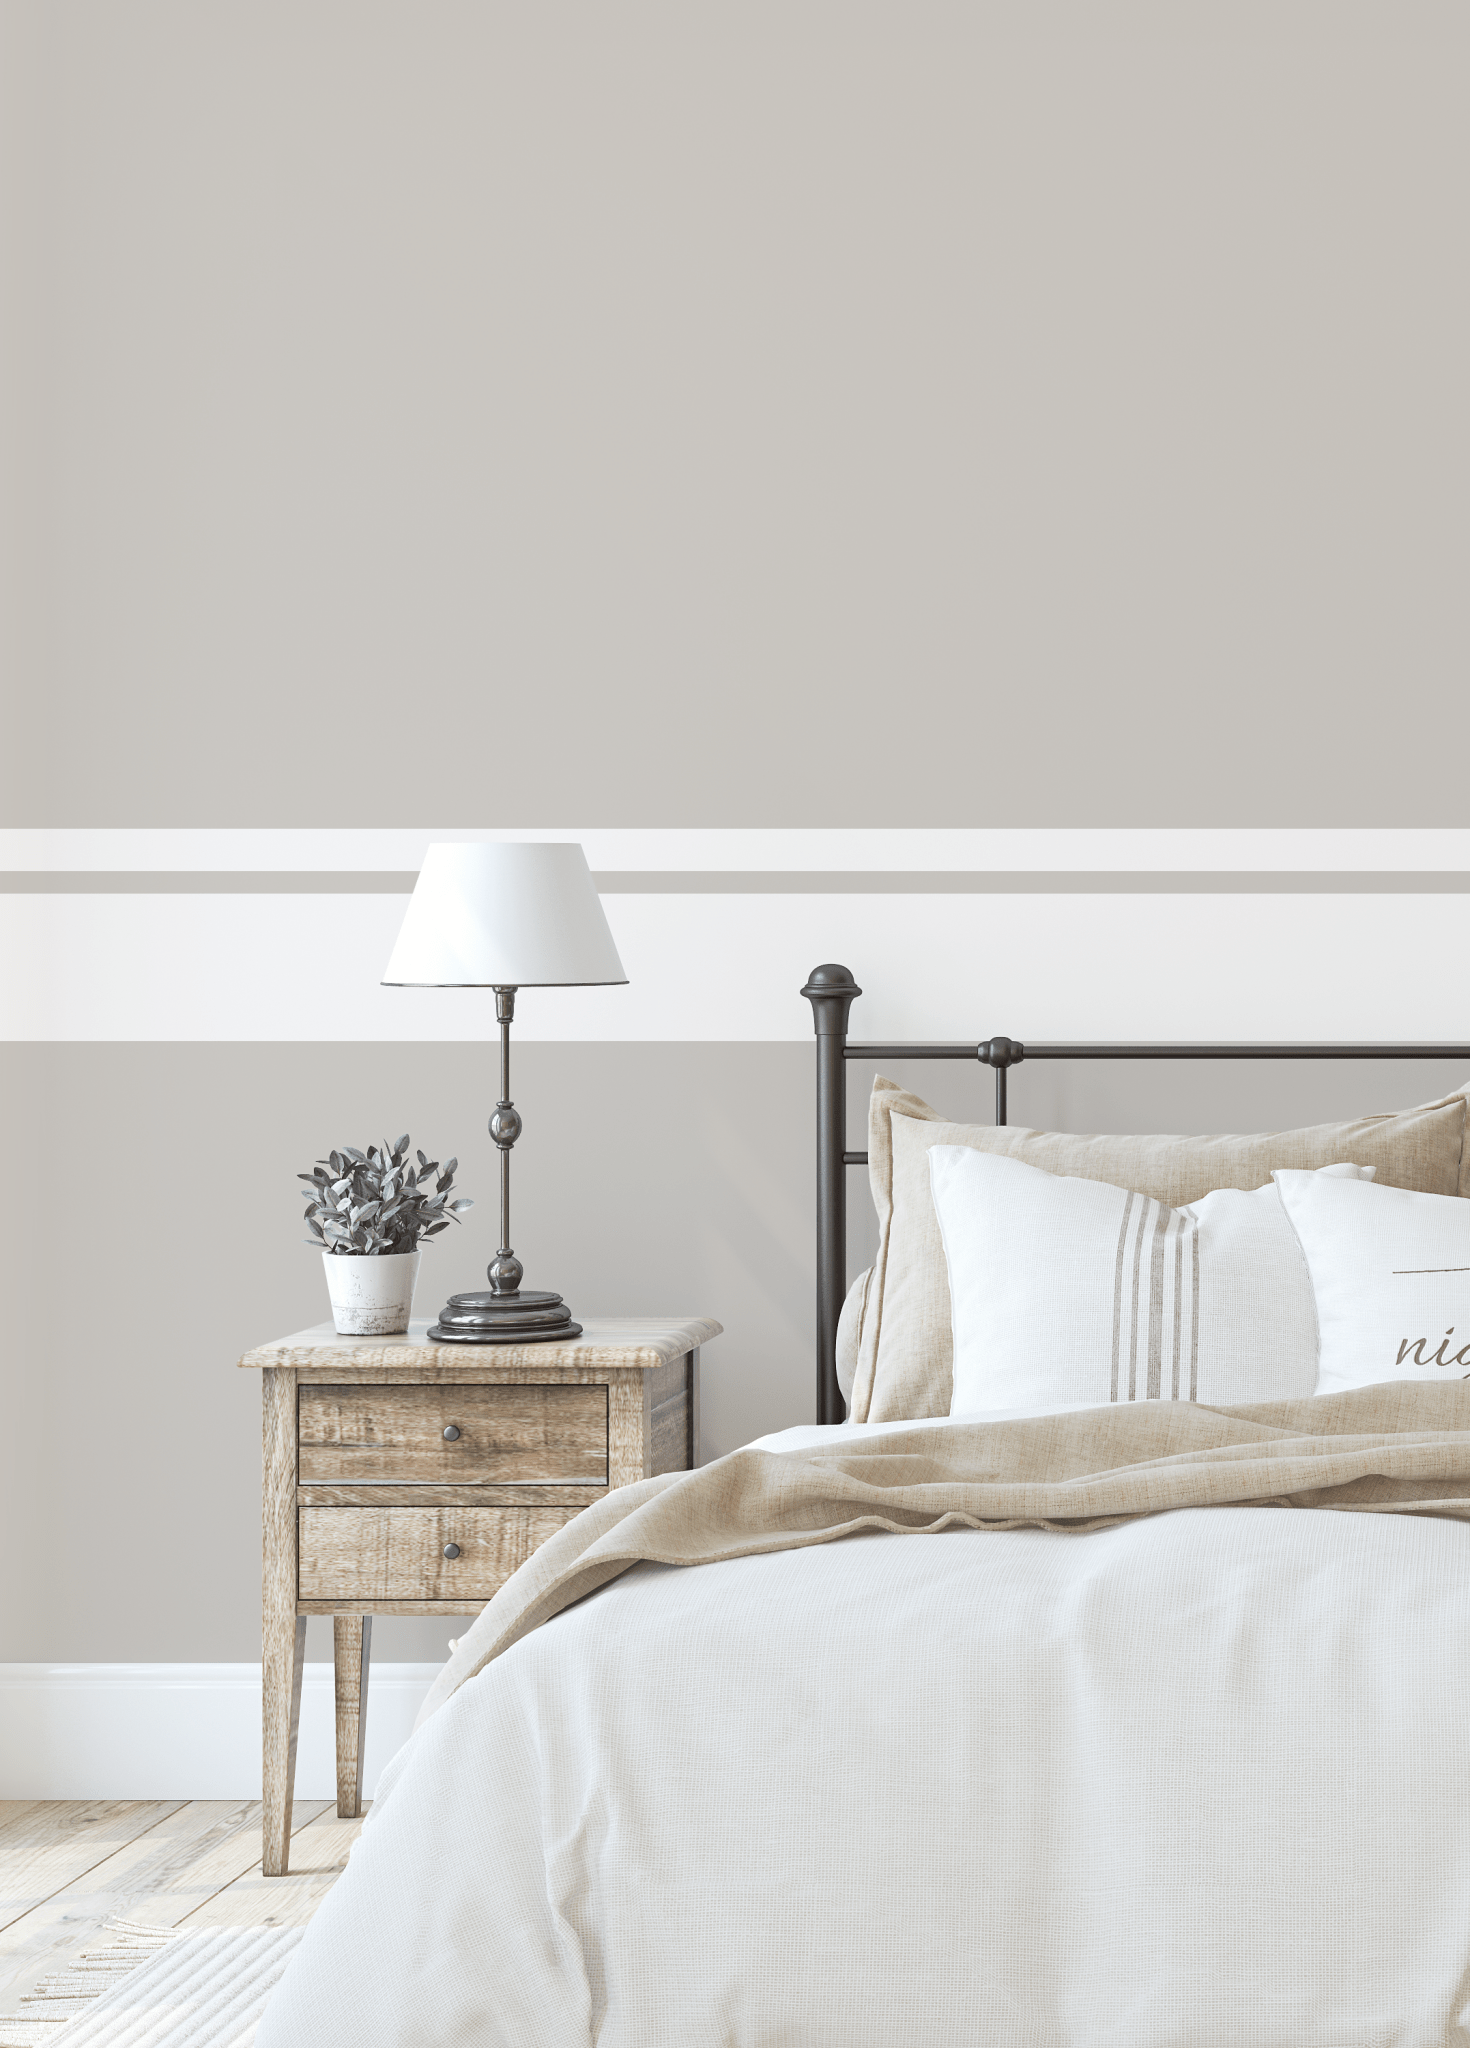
[300,1135,472,1335]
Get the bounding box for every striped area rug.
[0,1921,302,2047]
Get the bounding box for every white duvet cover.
[260,1426,1470,2048]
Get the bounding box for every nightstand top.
[239,1315,723,1373]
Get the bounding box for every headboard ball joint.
[980,1035,1025,1071]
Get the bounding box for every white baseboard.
[0,1663,442,1801]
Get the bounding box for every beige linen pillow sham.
[848,1076,1469,1423]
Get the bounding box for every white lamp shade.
[382,843,627,988]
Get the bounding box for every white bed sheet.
[259,1490,1470,2047]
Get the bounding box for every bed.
[257,967,1470,2047]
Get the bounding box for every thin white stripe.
[5,826,1470,874]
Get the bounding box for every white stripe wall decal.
[6,888,1470,1041]
[5,825,1470,871]
[6,826,1470,1042]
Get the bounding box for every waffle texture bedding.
[259,1384,1470,2047]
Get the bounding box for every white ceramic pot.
[322,1248,422,1335]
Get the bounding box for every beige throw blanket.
[418,1379,1470,1727]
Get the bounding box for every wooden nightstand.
[239,1314,722,1874]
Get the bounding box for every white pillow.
[1273,1171,1470,1396]
[835,1267,872,1405]
[930,1149,1372,1415]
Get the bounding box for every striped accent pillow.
[929,1149,1372,1414]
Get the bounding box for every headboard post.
[801,963,862,1424]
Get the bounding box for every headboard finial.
[801,963,862,1035]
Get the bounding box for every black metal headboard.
[802,961,1470,1426]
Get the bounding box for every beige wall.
[4,3,1470,1675]
[2,1,1467,827]
[6,1035,1468,1663]
[0,1041,818,1663]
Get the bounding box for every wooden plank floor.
[0,1799,364,2017]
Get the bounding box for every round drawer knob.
[443,1542,462,1560]
[442,1425,461,1442]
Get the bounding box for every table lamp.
[383,842,627,1342]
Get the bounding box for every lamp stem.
[487,986,524,1296]
[499,1002,511,1247]
[500,1147,510,1260]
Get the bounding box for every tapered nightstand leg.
[333,1615,372,1818]
[263,1613,307,1875]
[262,1366,303,1875]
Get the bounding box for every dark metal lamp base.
[428,1289,583,1345]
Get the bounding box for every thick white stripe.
[5,826,1470,873]
[4,891,1470,1042]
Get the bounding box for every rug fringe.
[0,1921,183,2045]
[0,1921,302,2048]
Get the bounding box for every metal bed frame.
[802,961,1470,1425]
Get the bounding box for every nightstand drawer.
[298,1383,608,1486]
[298,1505,582,1602]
